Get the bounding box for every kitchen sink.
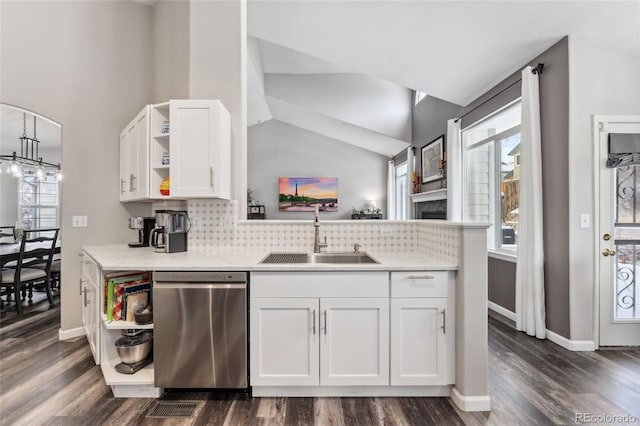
[260,252,379,264]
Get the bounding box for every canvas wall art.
[279,177,338,212]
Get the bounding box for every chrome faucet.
[313,205,328,253]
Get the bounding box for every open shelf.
[154,133,170,139]
[103,314,153,330]
[101,356,155,386]
[153,165,170,170]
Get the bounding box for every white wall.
[265,73,412,141]
[568,36,640,340]
[248,120,388,220]
[153,0,190,103]
[189,0,247,214]
[0,1,154,331]
[0,177,19,226]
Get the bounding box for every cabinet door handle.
[441,309,446,334]
[312,309,316,335]
[408,275,435,280]
[131,175,137,192]
[83,288,88,308]
[120,179,126,194]
[210,167,215,190]
[323,310,327,335]
[79,278,83,296]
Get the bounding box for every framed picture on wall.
[421,135,444,183]
[278,177,339,212]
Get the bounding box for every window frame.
[395,161,409,220]
[462,99,521,255]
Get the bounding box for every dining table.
[0,240,62,268]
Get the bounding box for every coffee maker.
[149,210,190,253]
[128,217,156,248]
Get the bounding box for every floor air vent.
[146,401,198,418]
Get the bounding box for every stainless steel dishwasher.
[153,271,247,389]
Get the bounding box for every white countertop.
[83,244,457,272]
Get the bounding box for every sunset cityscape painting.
[279,177,339,212]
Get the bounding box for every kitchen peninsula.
[82,219,490,412]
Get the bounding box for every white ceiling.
[248,0,640,106]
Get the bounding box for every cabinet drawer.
[251,272,389,298]
[390,271,451,298]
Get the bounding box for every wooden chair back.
[14,228,59,280]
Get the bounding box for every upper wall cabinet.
[121,99,231,202]
[120,106,150,202]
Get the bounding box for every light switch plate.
[580,214,590,229]
[72,215,88,227]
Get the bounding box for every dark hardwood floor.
[1,301,639,425]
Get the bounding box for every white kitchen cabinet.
[250,298,319,386]
[390,271,455,386]
[320,298,389,386]
[121,99,230,201]
[148,99,231,200]
[80,251,160,397]
[250,272,390,388]
[251,297,388,387]
[80,253,101,364]
[119,106,150,201]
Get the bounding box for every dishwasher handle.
[153,282,246,290]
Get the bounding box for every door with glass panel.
[598,116,640,346]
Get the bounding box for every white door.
[390,298,448,385]
[129,106,149,200]
[250,298,319,386]
[597,115,640,346]
[320,298,389,386]
[119,130,129,201]
[170,100,220,198]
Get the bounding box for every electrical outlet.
[223,215,238,229]
[380,227,393,237]
[72,215,88,227]
[190,216,200,230]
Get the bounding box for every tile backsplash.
[186,199,460,263]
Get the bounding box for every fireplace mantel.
[409,189,447,203]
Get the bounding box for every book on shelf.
[123,282,152,322]
[104,271,151,321]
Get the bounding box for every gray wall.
[488,257,516,312]
[248,120,388,220]
[410,95,464,193]
[1,0,155,331]
[461,37,570,338]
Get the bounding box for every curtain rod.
[454,63,544,124]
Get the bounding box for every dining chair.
[0,228,59,316]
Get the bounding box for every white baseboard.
[546,329,596,351]
[451,387,491,412]
[488,301,516,321]
[58,326,85,341]
[487,303,596,351]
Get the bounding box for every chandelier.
[1,112,62,180]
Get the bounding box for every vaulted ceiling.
[248,1,640,157]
